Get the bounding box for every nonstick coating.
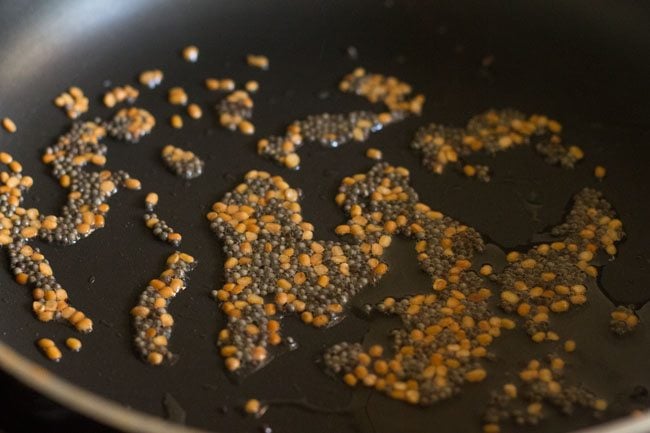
[0,1,650,432]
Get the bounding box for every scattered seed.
[594,165,606,180]
[37,338,62,361]
[247,54,269,70]
[245,81,259,93]
[2,117,17,133]
[170,114,183,129]
[366,148,383,160]
[160,144,204,179]
[187,103,203,119]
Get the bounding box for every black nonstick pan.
[1,1,650,432]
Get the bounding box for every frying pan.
[1,1,650,432]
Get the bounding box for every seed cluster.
[494,188,624,341]
[258,69,422,169]
[609,306,638,336]
[411,109,583,181]
[1,108,153,333]
[160,145,204,179]
[131,252,197,365]
[339,68,425,116]
[54,87,89,119]
[217,90,255,135]
[144,192,183,247]
[103,85,139,108]
[108,107,156,142]
[139,69,164,89]
[207,170,386,374]
[325,163,514,405]
[257,111,390,169]
[483,357,607,432]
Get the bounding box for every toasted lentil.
[182,45,199,62]
[160,145,204,179]
[170,114,183,129]
[245,81,259,93]
[139,69,164,89]
[187,103,203,119]
[54,87,89,119]
[246,54,269,70]
[65,337,82,352]
[2,117,17,133]
[244,398,267,417]
[412,110,581,181]
[132,252,196,365]
[103,85,139,108]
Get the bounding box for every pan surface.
[0,1,650,432]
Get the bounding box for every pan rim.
[1,338,649,433]
[0,339,209,433]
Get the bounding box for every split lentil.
[366,148,383,160]
[246,54,269,70]
[182,45,199,63]
[483,356,607,431]
[54,87,89,119]
[170,114,183,129]
[139,69,164,89]
[65,337,82,352]
[103,85,139,108]
[411,109,581,181]
[160,145,204,179]
[144,192,183,247]
[2,117,16,133]
[187,103,203,119]
[131,252,197,365]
